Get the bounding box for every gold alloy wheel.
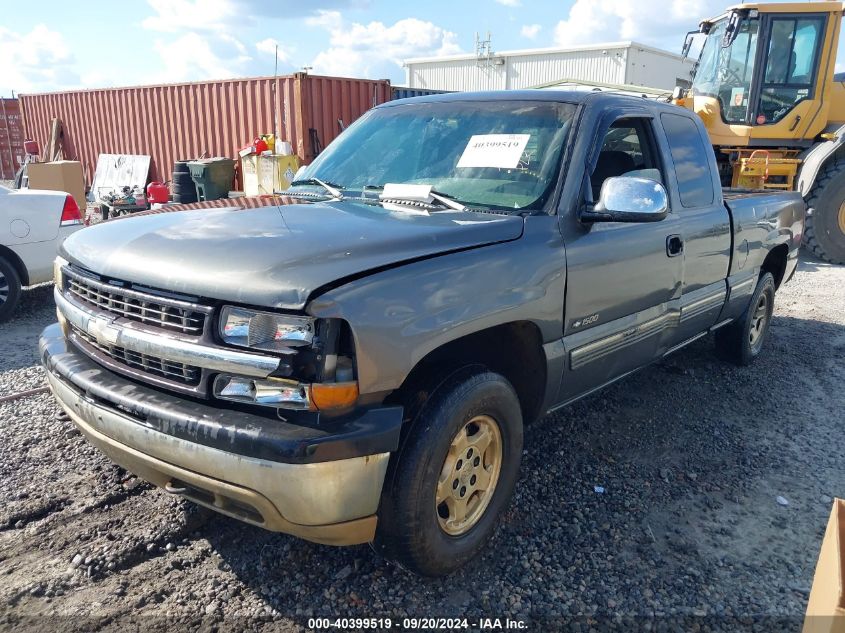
[838,201,845,235]
[435,415,503,536]
[749,292,769,347]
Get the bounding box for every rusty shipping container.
[19,74,391,187]
[0,99,25,181]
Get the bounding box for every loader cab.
[683,2,844,146]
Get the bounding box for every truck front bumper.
[39,323,403,546]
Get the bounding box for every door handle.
[666,234,684,257]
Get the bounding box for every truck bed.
[722,188,805,279]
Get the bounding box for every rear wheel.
[715,272,775,366]
[804,160,845,265]
[374,368,523,576]
[0,257,22,323]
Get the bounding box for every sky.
[1,0,843,96]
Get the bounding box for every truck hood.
[60,197,524,309]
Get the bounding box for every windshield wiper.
[370,183,467,212]
[288,178,344,199]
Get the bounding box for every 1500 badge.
[572,313,599,329]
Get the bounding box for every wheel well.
[760,244,788,289]
[388,321,547,425]
[0,245,29,286]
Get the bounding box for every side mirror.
[581,176,669,223]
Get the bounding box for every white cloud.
[142,0,246,32]
[306,9,344,30]
[151,32,252,82]
[521,24,541,40]
[554,0,726,50]
[495,0,521,6]
[0,24,80,94]
[308,11,462,79]
[143,0,367,32]
[142,0,272,83]
[255,38,293,66]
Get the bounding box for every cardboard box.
[804,499,845,633]
[26,161,86,210]
[241,154,300,196]
[241,155,260,196]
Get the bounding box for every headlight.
[54,256,68,288]
[214,375,311,410]
[213,374,359,411]
[219,306,314,352]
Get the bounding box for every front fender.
[306,216,566,395]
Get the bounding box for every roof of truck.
[376,89,682,113]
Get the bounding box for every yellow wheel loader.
[675,2,845,264]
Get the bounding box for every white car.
[0,184,85,321]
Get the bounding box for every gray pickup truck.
[40,91,804,576]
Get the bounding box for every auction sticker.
[457,134,530,169]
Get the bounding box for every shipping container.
[0,99,24,181]
[391,87,452,100]
[19,74,391,187]
[404,41,694,92]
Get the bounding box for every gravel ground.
[0,255,842,632]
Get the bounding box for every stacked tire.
[171,160,197,204]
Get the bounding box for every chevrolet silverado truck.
[40,92,804,576]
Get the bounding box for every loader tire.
[804,159,845,265]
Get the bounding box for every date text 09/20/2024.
[308,617,528,630]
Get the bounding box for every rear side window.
[660,113,715,208]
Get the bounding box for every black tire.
[171,193,197,204]
[0,257,23,323]
[171,182,196,195]
[172,160,190,174]
[374,367,523,576]
[715,272,776,366]
[804,159,845,265]
[171,173,194,186]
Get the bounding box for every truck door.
[658,112,732,346]
[558,113,684,402]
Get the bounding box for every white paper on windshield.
[457,134,530,169]
[380,183,433,202]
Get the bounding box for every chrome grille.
[64,267,207,335]
[71,326,202,385]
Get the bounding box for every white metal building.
[404,42,695,92]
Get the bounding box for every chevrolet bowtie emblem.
[85,315,120,345]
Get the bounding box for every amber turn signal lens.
[310,381,359,410]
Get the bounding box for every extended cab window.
[591,118,663,201]
[660,113,715,208]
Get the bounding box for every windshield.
[291,100,577,211]
[692,15,759,124]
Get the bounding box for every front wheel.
[374,368,523,576]
[715,272,775,366]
